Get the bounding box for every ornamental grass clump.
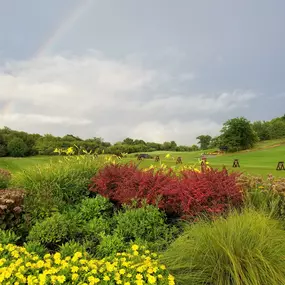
[0,243,174,284]
[162,209,285,285]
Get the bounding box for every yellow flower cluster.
[0,244,174,285]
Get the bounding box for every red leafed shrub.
[89,164,243,218]
[160,169,243,217]
[89,163,176,206]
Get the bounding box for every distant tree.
[208,136,222,148]
[196,135,212,150]
[219,117,258,152]
[252,121,271,141]
[268,119,285,139]
[191,144,199,151]
[7,137,29,157]
[122,138,134,145]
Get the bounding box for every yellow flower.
[148,275,157,284]
[57,275,66,284]
[136,273,143,280]
[132,244,139,251]
[71,266,79,273]
[119,268,126,275]
[103,275,110,281]
[72,274,79,281]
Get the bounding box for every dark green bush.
[7,137,29,157]
[0,229,19,244]
[162,209,285,285]
[13,156,102,224]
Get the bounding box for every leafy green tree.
[196,135,212,150]
[268,119,285,139]
[7,137,29,157]
[252,121,271,141]
[219,117,258,152]
[191,144,199,151]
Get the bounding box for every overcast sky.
[0,0,284,145]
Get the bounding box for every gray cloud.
[0,54,257,144]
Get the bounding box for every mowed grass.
[1,139,285,177]
[0,156,61,173]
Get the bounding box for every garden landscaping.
[1,154,285,284]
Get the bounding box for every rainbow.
[0,1,92,118]
[34,0,92,58]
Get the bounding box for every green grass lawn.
[0,156,61,173]
[1,139,285,177]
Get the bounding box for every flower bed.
[0,244,174,284]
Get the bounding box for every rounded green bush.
[114,204,178,251]
[162,209,285,285]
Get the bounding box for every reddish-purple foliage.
[89,164,243,218]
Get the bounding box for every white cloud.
[0,54,257,144]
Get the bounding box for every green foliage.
[7,137,29,157]
[82,217,113,243]
[0,229,19,245]
[162,210,285,285]
[24,241,47,257]
[196,135,212,150]
[95,234,126,258]
[220,117,259,152]
[252,121,271,141]
[244,187,282,218]
[13,155,102,223]
[114,205,178,251]
[77,196,114,221]
[59,241,87,258]
[27,213,77,249]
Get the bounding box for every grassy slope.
[1,139,285,177]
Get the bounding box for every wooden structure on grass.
[176,157,182,164]
[276,161,285,170]
[232,159,240,168]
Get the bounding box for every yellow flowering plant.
[0,244,175,285]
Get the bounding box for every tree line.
[0,128,198,157]
[1,114,284,157]
[196,114,285,152]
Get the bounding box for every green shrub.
[114,204,178,251]
[82,217,112,242]
[27,213,80,250]
[95,233,126,258]
[0,229,19,244]
[77,196,114,221]
[13,155,102,223]
[162,209,285,285]
[24,241,47,257]
[0,168,11,189]
[59,241,87,258]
